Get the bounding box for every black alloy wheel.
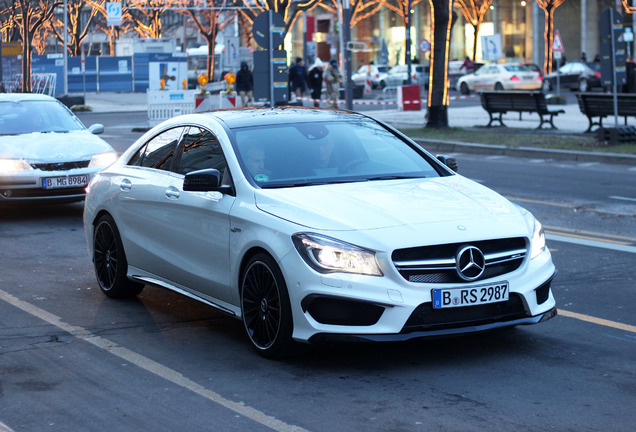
[93,215,144,298]
[460,82,470,95]
[494,82,504,91]
[241,253,293,358]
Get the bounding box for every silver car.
[0,93,117,204]
[378,65,428,88]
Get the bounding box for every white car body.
[351,65,389,88]
[83,108,556,357]
[0,93,117,204]
[456,63,542,94]
[378,65,427,88]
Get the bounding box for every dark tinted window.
[174,127,227,175]
[128,127,184,170]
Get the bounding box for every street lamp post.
[63,0,68,95]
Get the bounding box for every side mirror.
[183,168,221,192]
[436,155,458,172]
[88,124,104,135]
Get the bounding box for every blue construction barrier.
[2,53,182,94]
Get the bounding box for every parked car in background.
[378,64,428,88]
[83,107,557,358]
[351,64,389,88]
[541,61,602,93]
[0,93,117,204]
[456,63,542,94]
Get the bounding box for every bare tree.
[174,0,237,80]
[454,0,492,61]
[86,0,134,56]
[48,0,99,56]
[7,0,61,92]
[317,0,384,28]
[126,0,177,39]
[426,0,454,128]
[535,0,566,74]
[237,0,322,37]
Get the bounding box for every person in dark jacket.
[288,57,307,100]
[307,58,324,107]
[235,62,253,107]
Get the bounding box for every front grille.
[402,293,528,333]
[30,161,90,171]
[392,238,527,284]
[0,186,86,199]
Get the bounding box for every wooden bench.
[480,91,565,129]
[575,92,636,133]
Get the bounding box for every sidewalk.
[82,92,636,165]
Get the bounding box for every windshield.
[232,120,442,188]
[0,100,85,135]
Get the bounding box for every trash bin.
[397,85,421,111]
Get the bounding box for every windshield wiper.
[365,175,423,181]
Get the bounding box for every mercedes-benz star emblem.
[456,246,486,281]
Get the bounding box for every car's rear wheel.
[494,82,504,91]
[459,82,470,95]
[241,253,293,358]
[93,214,144,298]
[578,78,589,92]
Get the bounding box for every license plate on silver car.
[432,282,509,309]
[42,175,88,189]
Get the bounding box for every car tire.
[494,82,504,91]
[578,78,589,92]
[542,79,552,93]
[459,82,470,95]
[93,214,144,298]
[240,253,293,358]
[379,80,386,89]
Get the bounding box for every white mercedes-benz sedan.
[83,108,557,357]
[0,93,117,204]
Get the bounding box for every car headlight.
[0,158,33,173]
[530,219,547,259]
[89,151,117,167]
[292,233,383,276]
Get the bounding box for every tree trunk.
[544,7,554,74]
[472,22,480,62]
[426,0,453,129]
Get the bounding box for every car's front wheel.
[93,214,144,298]
[241,253,293,358]
[459,82,470,95]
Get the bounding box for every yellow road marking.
[545,230,632,245]
[508,196,636,217]
[0,289,310,432]
[545,225,636,243]
[560,309,636,334]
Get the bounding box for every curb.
[413,138,636,166]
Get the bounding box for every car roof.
[0,93,57,102]
[203,107,372,129]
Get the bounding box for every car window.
[233,120,442,187]
[0,100,84,135]
[173,126,228,177]
[128,127,184,171]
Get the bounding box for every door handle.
[165,187,180,199]
[120,178,132,191]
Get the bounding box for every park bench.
[575,92,636,133]
[480,91,565,129]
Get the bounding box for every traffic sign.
[419,39,431,53]
[106,2,122,27]
[552,30,564,52]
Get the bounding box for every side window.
[173,127,228,176]
[128,127,184,170]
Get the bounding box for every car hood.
[254,176,522,231]
[0,130,113,162]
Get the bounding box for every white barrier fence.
[147,90,197,127]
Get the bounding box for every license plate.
[42,175,88,189]
[432,282,509,309]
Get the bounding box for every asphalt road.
[1,113,635,431]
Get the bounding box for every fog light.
[2,190,11,197]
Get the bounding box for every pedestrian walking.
[288,57,307,100]
[325,59,342,109]
[235,62,253,107]
[307,58,324,107]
